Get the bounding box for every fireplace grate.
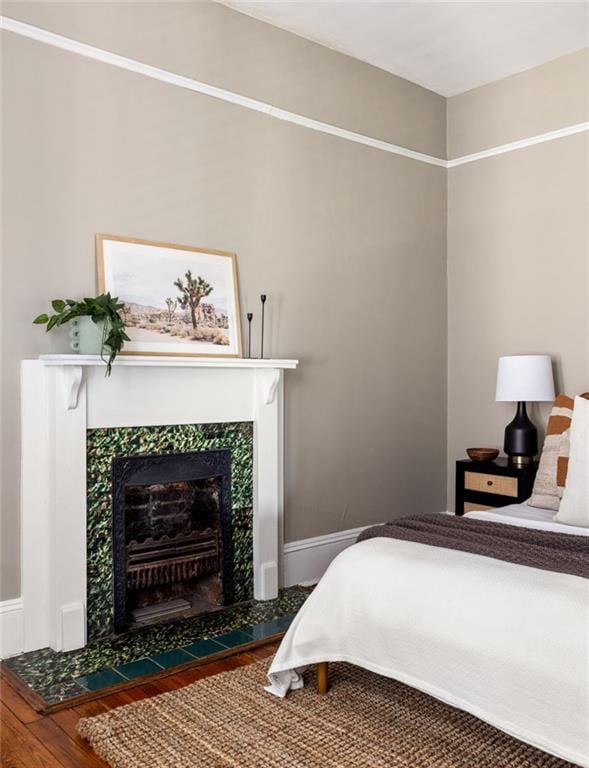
[126,529,220,590]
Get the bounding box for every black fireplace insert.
[111,449,233,633]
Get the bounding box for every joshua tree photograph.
[97,235,242,357]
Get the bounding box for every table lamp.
[495,355,555,466]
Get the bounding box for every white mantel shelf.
[38,354,298,369]
[36,355,298,411]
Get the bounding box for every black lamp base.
[504,401,538,465]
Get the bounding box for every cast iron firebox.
[111,450,234,633]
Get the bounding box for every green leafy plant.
[33,293,130,375]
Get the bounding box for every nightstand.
[455,458,538,516]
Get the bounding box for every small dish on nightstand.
[466,448,499,462]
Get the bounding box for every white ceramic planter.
[69,317,107,354]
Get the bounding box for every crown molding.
[0,15,446,168]
[1,15,588,169]
[447,122,589,168]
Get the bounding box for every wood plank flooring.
[1,641,279,768]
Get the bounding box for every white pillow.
[555,395,589,527]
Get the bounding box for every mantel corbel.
[258,368,281,405]
[60,365,83,410]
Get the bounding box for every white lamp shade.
[495,355,555,402]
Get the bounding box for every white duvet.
[267,505,589,767]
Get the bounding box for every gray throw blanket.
[357,513,588,579]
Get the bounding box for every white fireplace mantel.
[39,355,298,409]
[20,354,298,653]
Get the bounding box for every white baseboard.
[0,598,24,659]
[283,525,369,587]
[283,514,451,587]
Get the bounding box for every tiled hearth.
[4,586,308,711]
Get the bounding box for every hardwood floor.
[0,641,279,768]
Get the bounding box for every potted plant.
[34,293,130,375]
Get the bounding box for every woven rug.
[78,659,578,768]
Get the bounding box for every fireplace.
[112,449,234,633]
[21,357,296,653]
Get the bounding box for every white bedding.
[267,504,589,766]
[468,502,589,535]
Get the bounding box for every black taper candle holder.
[260,294,267,359]
[247,313,253,358]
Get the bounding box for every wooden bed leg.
[317,662,329,695]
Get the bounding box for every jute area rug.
[78,659,577,768]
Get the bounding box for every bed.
[266,504,589,767]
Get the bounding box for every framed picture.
[97,234,242,358]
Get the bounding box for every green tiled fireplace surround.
[86,422,254,641]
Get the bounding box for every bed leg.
[317,662,329,694]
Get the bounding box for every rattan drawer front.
[463,502,494,513]
[464,472,517,497]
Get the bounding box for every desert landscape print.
[98,236,241,356]
[123,269,230,346]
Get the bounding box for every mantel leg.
[253,368,284,600]
[317,662,329,694]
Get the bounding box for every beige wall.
[4,3,585,602]
[2,1,446,158]
[447,48,589,158]
[0,3,448,600]
[447,52,589,510]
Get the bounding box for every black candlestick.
[247,313,253,358]
[260,294,267,359]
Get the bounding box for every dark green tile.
[275,614,295,631]
[77,668,125,691]
[115,658,162,679]
[150,648,193,669]
[214,630,253,648]
[182,639,225,658]
[242,619,285,640]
